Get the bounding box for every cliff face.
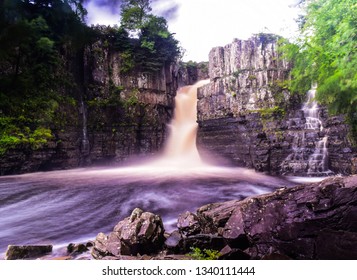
[197,35,356,175]
[199,35,291,121]
[81,40,177,165]
[0,39,190,175]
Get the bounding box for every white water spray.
[304,87,332,175]
[153,79,210,168]
[282,85,333,176]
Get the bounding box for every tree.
[120,0,152,35]
[281,0,357,138]
[117,0,180,73]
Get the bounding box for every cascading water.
[80,99,90,155]
[303,86,332,175]
[156,80,210,168]
[282,85,333,176]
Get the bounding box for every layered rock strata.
[175,175,357,259]
[197,35,356,175]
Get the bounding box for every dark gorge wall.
[197,35,357,175]
[0,39,201,175]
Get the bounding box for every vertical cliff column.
[196,34,291,171]
[82,40,179,165]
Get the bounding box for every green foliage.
[0,0,181,156]
[268,79,289,106]
[256,106,286,120]
[255,33,281,48]
[232,71,241,78]
[248,75,257,81]
[118,0,180,73]
[0,118,53,155]
[120,0,152,33]
[187,247,221,260]
[123,89,140,109]
[279,0,357,137]
[198,62,209,74]
[0,0,89,154]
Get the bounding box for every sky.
[84,0,301,62]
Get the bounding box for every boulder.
[164,230,183,253]
[67,242,90,255]
[5,245,53,260]
[219,245,250,260]
[92,208,165,259]
[177,211,202,236]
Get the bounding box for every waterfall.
[153,79,210,168]
[282,85,333,176]
[80,99,90,155]
[303,87,332,175]
[302,85,323,131]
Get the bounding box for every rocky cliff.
[0,39,208,175]
[197,34,357,175]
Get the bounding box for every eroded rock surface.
[182,175,357,259]
[92,208,165,259]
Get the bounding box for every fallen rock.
[219,245,250,260]
[164,230,183,253]
[92,208,165,259]
[67,242,90,255]
[177,211,202,236]
[5,245,53,260]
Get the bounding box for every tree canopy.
[118,0,181,72]
[281,0,357,136]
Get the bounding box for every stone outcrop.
[175,175,357,259]
[92,208,165,259]
[197,34,356,175]
[198,34,291,121]
[5,245,53,260]
[177,62,209,86]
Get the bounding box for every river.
[0,164,297,258]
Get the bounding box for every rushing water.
[0,81,325,258]
[0,166,293,257]
[281,85,333,176]
[303,87,332,175]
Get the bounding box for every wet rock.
[165,230,183,253]
[315,230,357,259]
[197,175,357,259]
[92,208,165,259]
[182,234,226,252]
[67,243,89,255]
[219,245,250,260]
[177,211,202,236]
[5,245,53,260]
[261,252,291,260]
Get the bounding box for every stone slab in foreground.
[188,175,357,259]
